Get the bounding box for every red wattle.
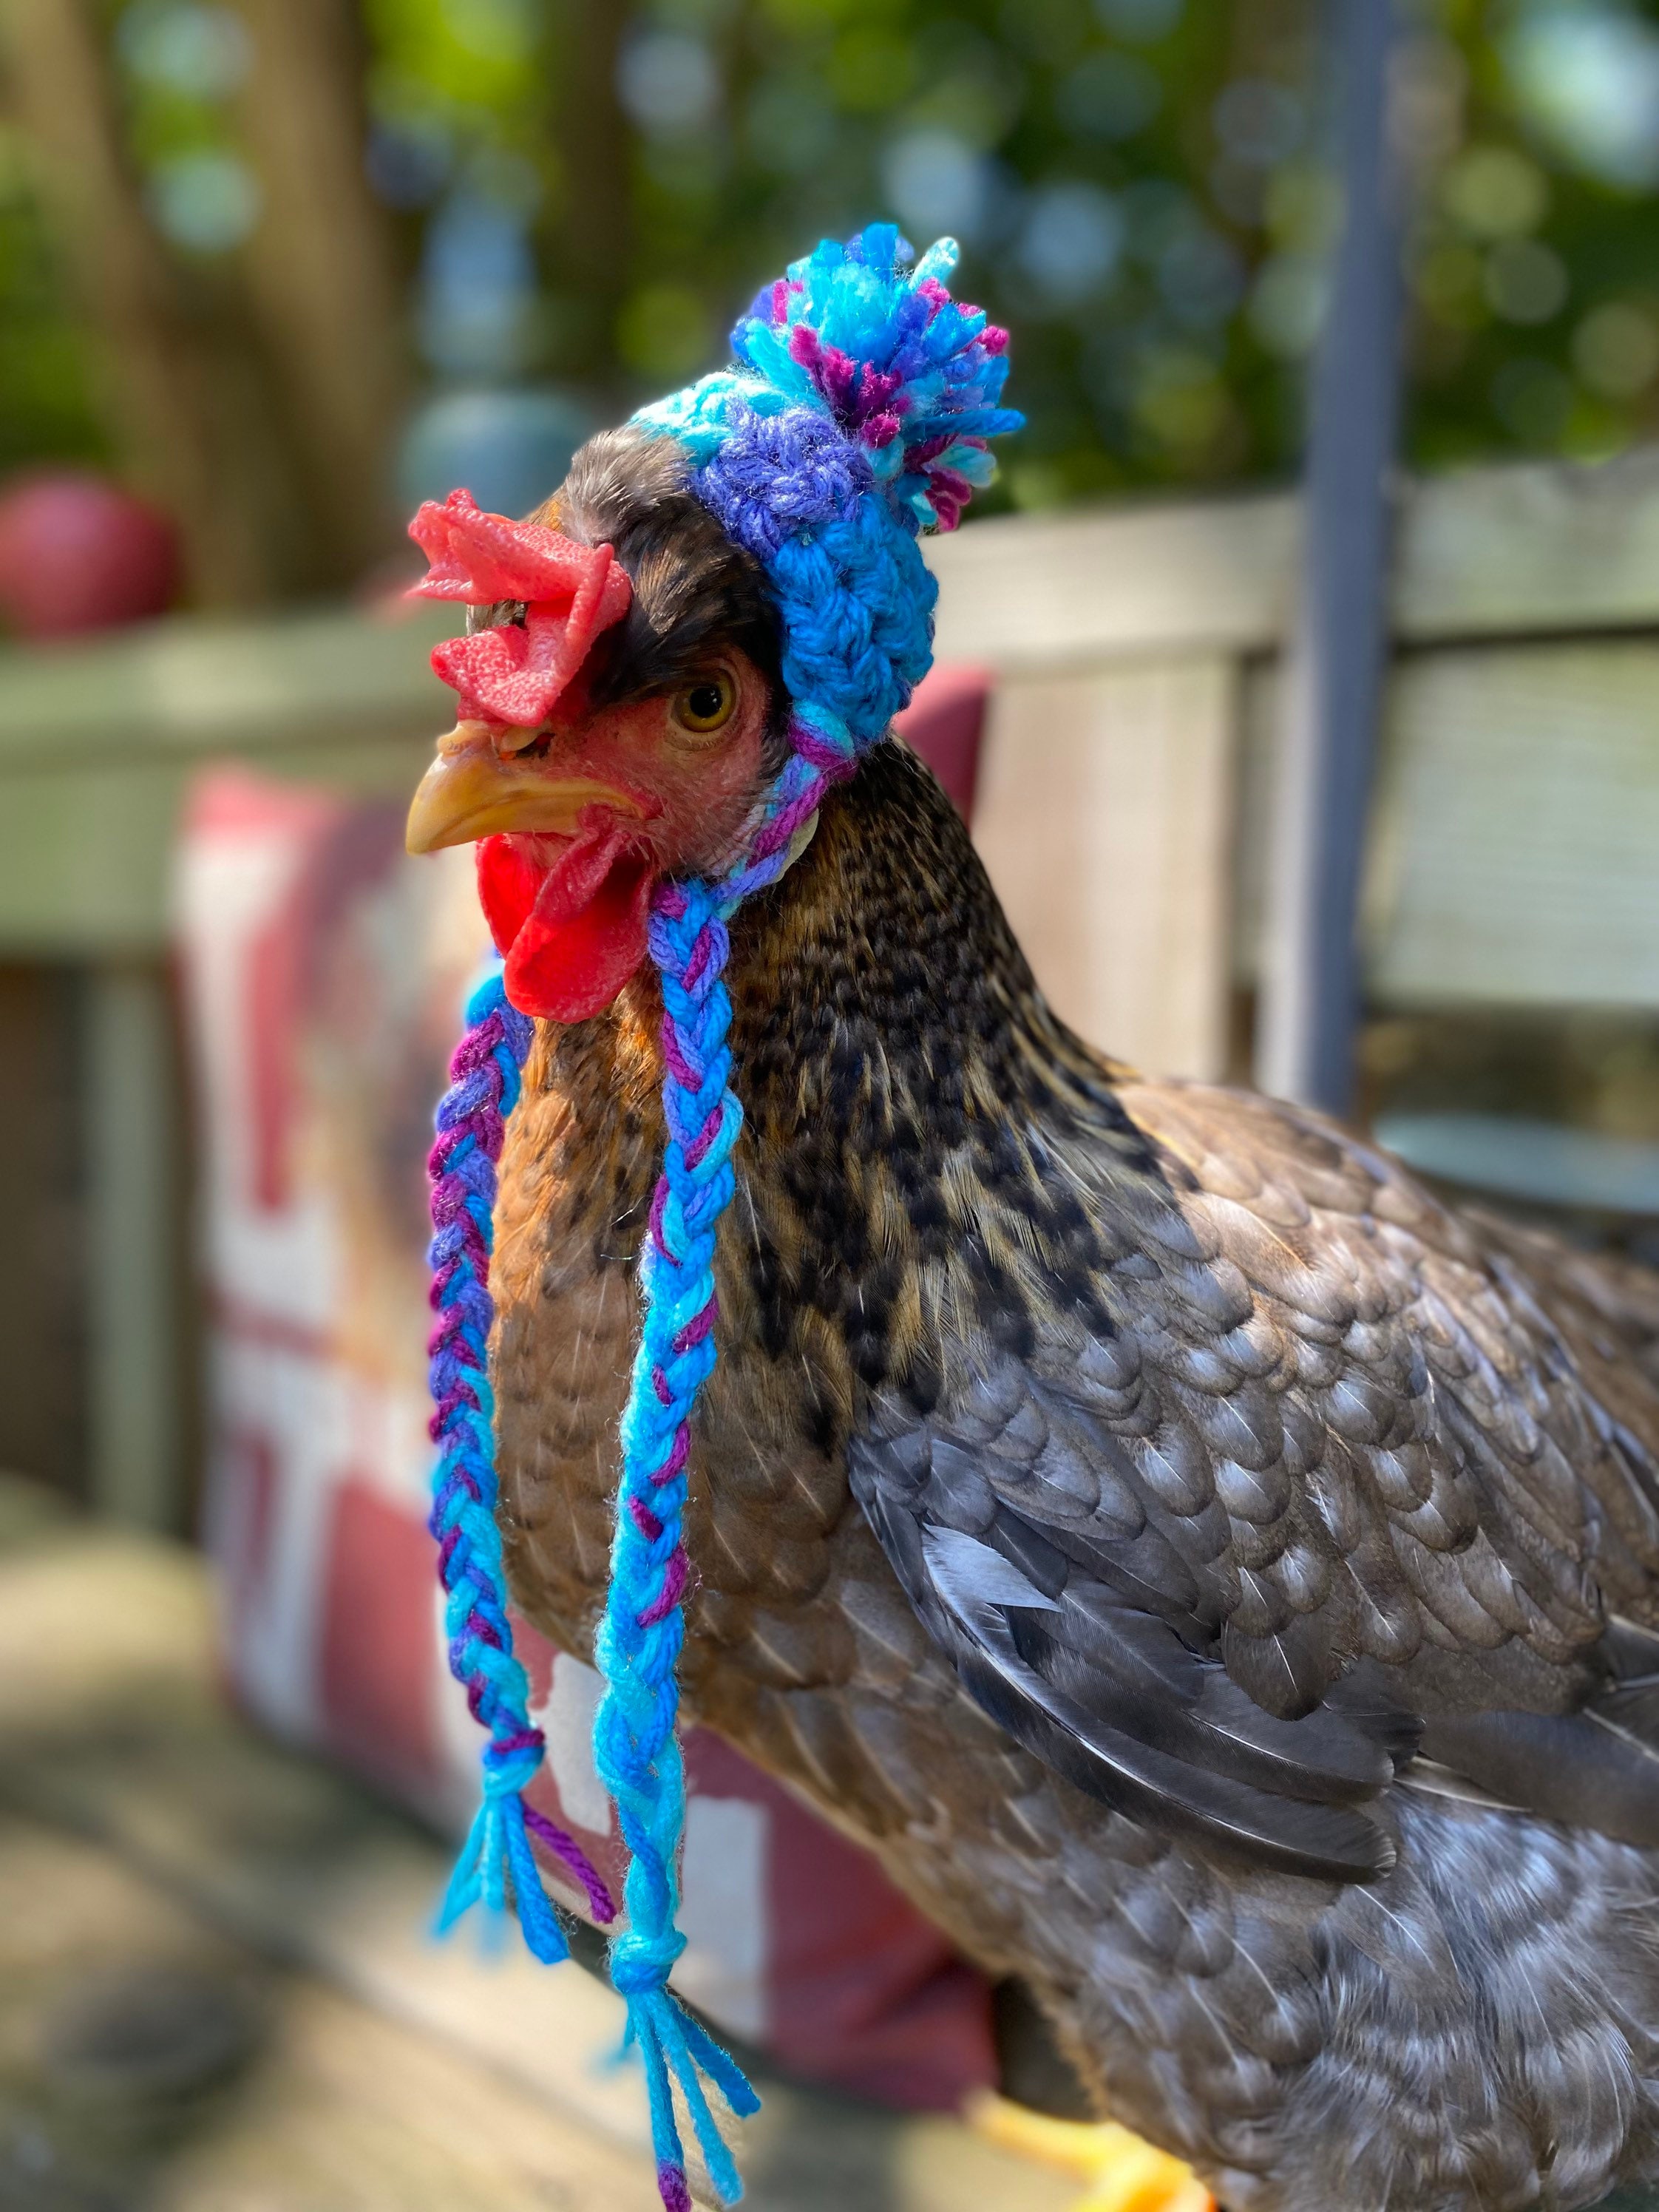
[476,834,543,954]
[478,828,656,1023]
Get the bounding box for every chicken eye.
[671,672,736,736]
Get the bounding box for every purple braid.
[427,970,616,1941]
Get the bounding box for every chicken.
[405,260,1659,2212]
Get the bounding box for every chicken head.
[404,486,773,1022]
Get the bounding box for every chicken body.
[491,740,1659,2212]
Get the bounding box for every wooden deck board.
[0,1485,1073,2212]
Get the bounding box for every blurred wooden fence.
[7,444,1659,1524]
[929,445,1659,1079]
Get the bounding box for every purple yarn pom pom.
[696,405,872,563]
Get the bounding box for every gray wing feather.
[851,1419,1405,1880]
[847,1075,1659,1879]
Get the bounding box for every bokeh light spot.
[146,149,262,254]
[1092,0,1183,45]
[883,131,993,243]
[1442,145,1549,240]
[1249,254,1328,357]
[1485,237,1568,326]
[116,0,251,99]
[617,31,722,136]
[1017,182,1125,306]
[1573,302,1659,399]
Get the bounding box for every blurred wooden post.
[229,0,408,586]
[1255,0,1405,1113]
[549,0,634,385]
[83,962,183,1532]
[974,659,1238,1081]
[0,968,84,1497]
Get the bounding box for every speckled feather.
[492,742,1659,2212]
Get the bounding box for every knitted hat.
[419,226,1020,2211]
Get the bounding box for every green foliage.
[0,132,104,478]
[560,0,1659,503]
[8,0,1659,517]
[364,0,549,151]
[588,0,1303,505]
[1408,4,1659,472]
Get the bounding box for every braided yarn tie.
[585,704,859,2207]
[427,969,617,1948]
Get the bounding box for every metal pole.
[1255,0,1405,1115]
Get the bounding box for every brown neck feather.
[522,739,1137,1204]
[516,742,1148,1413]
[725,738,1129,1147]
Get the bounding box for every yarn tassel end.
[435,1785,572,1966]
[623,1984,759,2209]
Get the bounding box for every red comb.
[408,489,632,729]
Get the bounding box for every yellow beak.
[404,721,646,855]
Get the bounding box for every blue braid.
[587,700,861,2208]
